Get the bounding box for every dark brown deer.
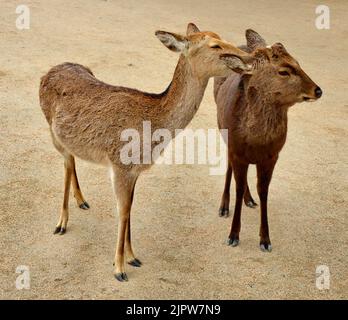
[214,30,322,251]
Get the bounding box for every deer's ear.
[220,54,253,74]
[245,29,266,51]
[271,42,288,58]
[186,23,200,36]
[155,31,188,52]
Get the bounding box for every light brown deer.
[214,30,322,251]
[39,23,253,282]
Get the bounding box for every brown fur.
[39,24,253,281]
[214,30,322,251]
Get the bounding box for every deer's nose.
[315,86,322,98]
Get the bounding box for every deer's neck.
[159,55,209,133]
[240,82,289,144]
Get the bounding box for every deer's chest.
[230,130,287,164]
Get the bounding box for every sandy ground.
[0,0,347,300]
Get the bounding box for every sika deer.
[214,30,322,251]
[39,23,253,281]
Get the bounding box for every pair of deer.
[39,23,322,282]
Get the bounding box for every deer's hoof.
[128,258,142,267]
[79,201,90,210]
[115,272,128,282]
[245,200,258,208]
[227,237,239,247]
[260,243,272,252]
[219,208,229,217]
[54,226,66,235]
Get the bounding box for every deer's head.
[223,29,322,107]
[155,23,253,78]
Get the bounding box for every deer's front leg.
[256,157,277,252]
[228,160,248,247]
[111,168,138,282]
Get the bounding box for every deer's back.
[39,62,163,166]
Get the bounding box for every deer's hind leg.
[244,183,258,208]
[53,154,74,235]
[70,157,90,210]
[219,163,257,218]
[50,128,88,234]
[219,161,232,217]
[125,185,142,268]
[50,128,89,209]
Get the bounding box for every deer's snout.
[315,86,322,99]
[302,77,322,102]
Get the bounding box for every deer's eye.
[279,70,290,76]
[211,44,222,49]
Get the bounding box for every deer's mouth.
[302,96,316,102]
